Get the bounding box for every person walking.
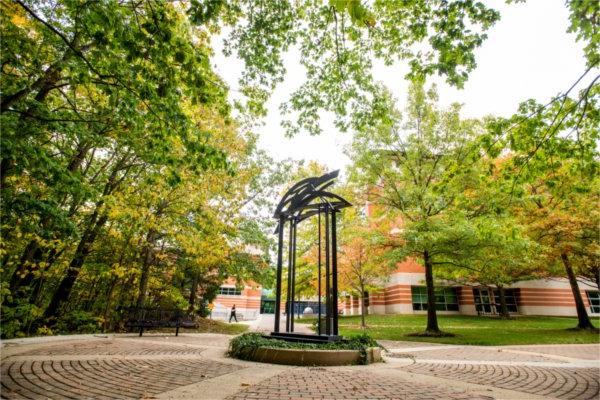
[229,304,238,323]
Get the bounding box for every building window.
[411,286,459,311]
[473,288,518,315]
[219,287,241,296]
[587,291,600,314]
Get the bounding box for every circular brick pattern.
[389,346,560,363]
[226,368,494,400]
[1,338,243,400]
[2,336,598,400]
[402,363,600,400]
[1,358,241,399]
[15,340,206,357]
[504,345,600,361]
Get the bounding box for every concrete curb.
[248,346,382,366]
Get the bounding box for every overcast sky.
[212,0,594,175]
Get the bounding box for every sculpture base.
[248,346,382,365]
[267,332,343,343]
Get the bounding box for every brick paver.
[389,346,561,363]
[377,340,445,349]
[401,362,599,400]
[0,338,244,400]
[1,358,241,399]
[226,368,494,400]
[1,334,598,400]
[14,339,206,357]
[504,345,600,361]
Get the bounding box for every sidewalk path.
[240,313,313,334]
[1,333,598,399]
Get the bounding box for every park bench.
[122,307,199,337]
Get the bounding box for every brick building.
[341,203,600,318]
[211,278,262,320]
[212,202,599,320]
[341,259,599,318]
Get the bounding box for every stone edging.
[249,346,382,366]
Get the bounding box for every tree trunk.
[82,278,102,311]
[360,283,366,329]
[561,253,595,329]
[497,286,510,319]
[188,273,199,312]
[135,229,158,309]
[423,250,440,334]
[30,247,64,305]
[43,153,130,320]
[135,200,168,309]
[43,211,109,320]
[9,242,44,293]
[117,274,136,308]
[102,276,118,331]
[1,58,64,113]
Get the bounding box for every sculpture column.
[331,209,339,336]
[274,216,284,332]
[317,209,322,335]
[286,220,293,332]
[290,218,297,332]
[325,206,331,335]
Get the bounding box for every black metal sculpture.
[270,170,351,343]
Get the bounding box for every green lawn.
[300,314,600,346]
[144,318,248,335]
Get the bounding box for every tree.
[488,87,599,330]
[513,169,598,330]
[337,205,393,328]
[438,216,539,318]
[490,2,599,178]
[1,1,230,324]
[0,0,293,334]
[349,81,488,335]
[208,0,500,135]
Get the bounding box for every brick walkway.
[388,345,561,363]
[2,358,240,399]
[1,335,598,400]
[225,368,493,400]
[1,336,245,400]
[13,339,207,357]
[504,344,600,361]
[402,363,599,400]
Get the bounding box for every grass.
[144,318,248,335]
[299,314,600,346]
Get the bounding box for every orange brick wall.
[213,280,262,318]
[395,259,425,273]
[458,287,475,305]
[383,284,412,305]
[518,288,591,307]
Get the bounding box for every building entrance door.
[473,287,496,315]
[473,287,519,315]
[260,299,275,314]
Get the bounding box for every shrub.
[36,326,54,336]
[55,311,103,334]
[196,300,211,318]
[228,332,380,364]
[0,298,43,339]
